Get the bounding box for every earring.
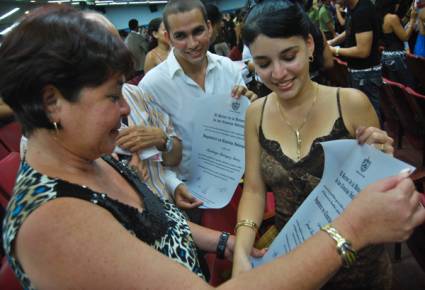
[53,122,59,134]
[309,55,314,63]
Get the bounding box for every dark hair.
[163,0,208,32]
[242,0,310,46]
[148,17,163,50]
[0,5,134,135]
[205,4,222,26]
[129,18,139,31]
[381,0,398,17]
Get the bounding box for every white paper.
[186,96,250,208]
[251,139,415,267]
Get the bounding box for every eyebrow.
[253,45,298,60]
[173,25,205,37]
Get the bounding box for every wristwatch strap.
[216,232,230,259]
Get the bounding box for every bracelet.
[216,232,230,259]
[235,219,258,233]
[321,224,357,268]
[335,46,341,57]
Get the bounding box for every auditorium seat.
[0,122,22,153]
[406,53,425,94]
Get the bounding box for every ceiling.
[0,0,170,34]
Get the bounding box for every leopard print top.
[2,156,204,290]
[258,91,392,290]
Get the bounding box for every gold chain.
[276,83,319,160]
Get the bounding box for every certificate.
[186,96,250,208]
[252,139,415,267]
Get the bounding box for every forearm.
[232,190,265,273]
[336,10,345,26]
[188,222,221,252]
[337,45,370,58]
[328,31,345,46]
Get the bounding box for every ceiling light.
[0,8,20,21]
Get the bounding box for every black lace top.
[2,156,204,290]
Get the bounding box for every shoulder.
[338,87,379,130]
[211,53,240,73]
[246,97,267,125]
[139,61,169,89]
[339,87,371,111]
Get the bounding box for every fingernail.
[399,168,413,178]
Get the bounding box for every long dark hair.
[148,17,163,51]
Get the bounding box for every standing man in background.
[328,0,382,118]
[125,18,149,77]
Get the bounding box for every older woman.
[1,4,424,290]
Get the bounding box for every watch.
[216,232,230,259]
[164,135,173,153]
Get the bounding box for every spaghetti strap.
[336,88,342,118]
[259,96,269,129]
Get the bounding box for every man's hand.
[117,126,166,153]
[231,85,258,102]
[174,184,203,209]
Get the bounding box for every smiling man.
[138,0,252,197]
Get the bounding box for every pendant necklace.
[277,83,319,160]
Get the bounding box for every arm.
[0,98,13,120]
[15,173,425,290]
[419,9,425,35]
[340,88,394,154]
[335,4,345,26]
[331,31,373,58]
[388,13,417,41]
[232,101,267,276]
[328,31,346,47]
[144,51,157,74]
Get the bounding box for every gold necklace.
[276,83,319,160]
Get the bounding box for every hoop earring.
[53,122,59,134]
[309,55,314,63]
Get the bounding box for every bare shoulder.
[246,96,267,126]
[338,87,379,132]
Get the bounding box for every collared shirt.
[139,50,245,180]
[122,84,183,200]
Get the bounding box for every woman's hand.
[224,235,266,261]
[356,126,394,154]
[129,153,149,181]
[231,85,258,102]
[336,173,425,249]
[117,126,166,153]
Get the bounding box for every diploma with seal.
[251,139,415,267]
[186,96,250,209]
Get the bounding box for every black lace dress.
[258,92,392,290]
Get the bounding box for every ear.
[152,30,159,40]
[164,30,171,44]
[206,20,214,41]
[42,85,62,123]
[306,33,315,59]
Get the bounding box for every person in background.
[144,17,170,73]
[125,18,149,77]
[414,7,425,57]
[381,0,417,87]
[206,4,229,56]
[319,0,336,40]
[232,2,398,290]
[1,5,424,290]
[0,97,14,127]
[328,0,382,119]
